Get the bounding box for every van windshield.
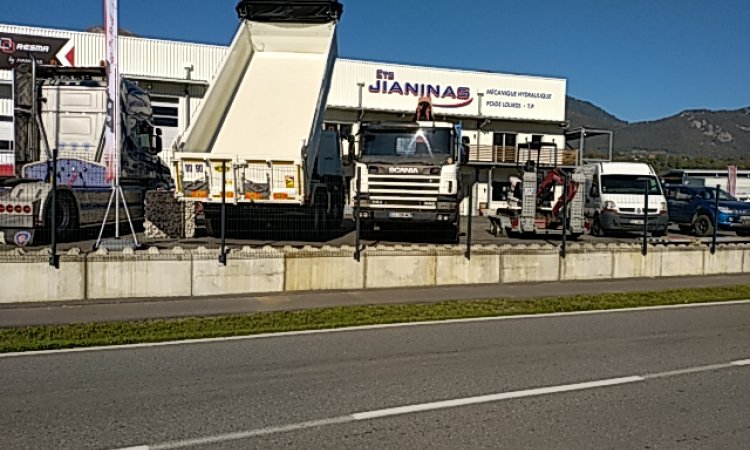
[601,175,662,195]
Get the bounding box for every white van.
[583,162,669,236]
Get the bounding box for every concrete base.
[1,243,749,303]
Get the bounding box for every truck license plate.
[631,219,644,225]
[389,212,412,219]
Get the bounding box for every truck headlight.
[603,201,617,211]
[718,206,734,214]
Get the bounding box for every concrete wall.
[1,242,749,303]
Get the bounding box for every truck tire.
[692,213,714,237]
[651,228,667,238]
[447,224,460,244]
[42,191,80,242]
[307,189,328,240]
[591,215,607,237]
[203,205,221,237]
[326,185,344,234]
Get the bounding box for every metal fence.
[0,147,737,269]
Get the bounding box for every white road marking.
[119,358,750,448]
[351,376,644,420]
[147,417,353,450]
[3,298,750,359]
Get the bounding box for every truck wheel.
[203,205,221,237]
[47,192,79,242]
[440,224,460,244]
[326,187,343,234]
[651,228,667,238]
[591,215,606,237]
[737,231,750,237]
[309,190,328,240]
[692,214,714,237]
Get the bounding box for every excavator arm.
[536,167,579,218]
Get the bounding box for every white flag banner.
[728,165,737,197]
[104,0,119,184]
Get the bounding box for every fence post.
[49,145,59,268]
[354,166,362,262]
[218,160,227,266]
[642,180,649,256]
[560,173,568,258]
[465,167,477,260]
[711,184,719,255]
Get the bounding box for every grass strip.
[2,284,749,353]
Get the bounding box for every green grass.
[2,284,749,353]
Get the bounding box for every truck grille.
[367,174,440,209]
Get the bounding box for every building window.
[0,83,11,100]
[150,96,180,128]
[493,132,516,148]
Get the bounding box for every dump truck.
[346,97,465,241]
[0,64,171,246]
[171,0,346,238]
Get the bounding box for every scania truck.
[0,65,170,246]
[347,98,465,241]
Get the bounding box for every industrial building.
[0,23,572,213]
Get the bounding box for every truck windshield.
[695,188,737,201]
[361,128,452,161]
[601,175,662,195]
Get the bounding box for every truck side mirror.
[154,127,163,154]
[347,136,355,161]
[461,136,470,163]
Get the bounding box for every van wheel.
[693,214,714,237]
[651,228,667,238]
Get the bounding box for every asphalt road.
[2,301,749,449]
[2,273,749,327]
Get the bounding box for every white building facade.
[0,24,572,212]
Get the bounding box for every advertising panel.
[0,32,74,69]
[329,59,566,122]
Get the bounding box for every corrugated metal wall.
[0,24,228,81]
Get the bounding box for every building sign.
[0,32,74,69]
[368,69,473,108]
[328,59,566,122]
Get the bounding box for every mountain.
[85,26,140,37]
[565,97,750,159]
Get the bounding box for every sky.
[3,0,749,123]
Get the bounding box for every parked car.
[583,162,669,237]
[663,184,750,237]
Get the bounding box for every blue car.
[664,185,750,237]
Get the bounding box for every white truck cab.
[583,162,668,237]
